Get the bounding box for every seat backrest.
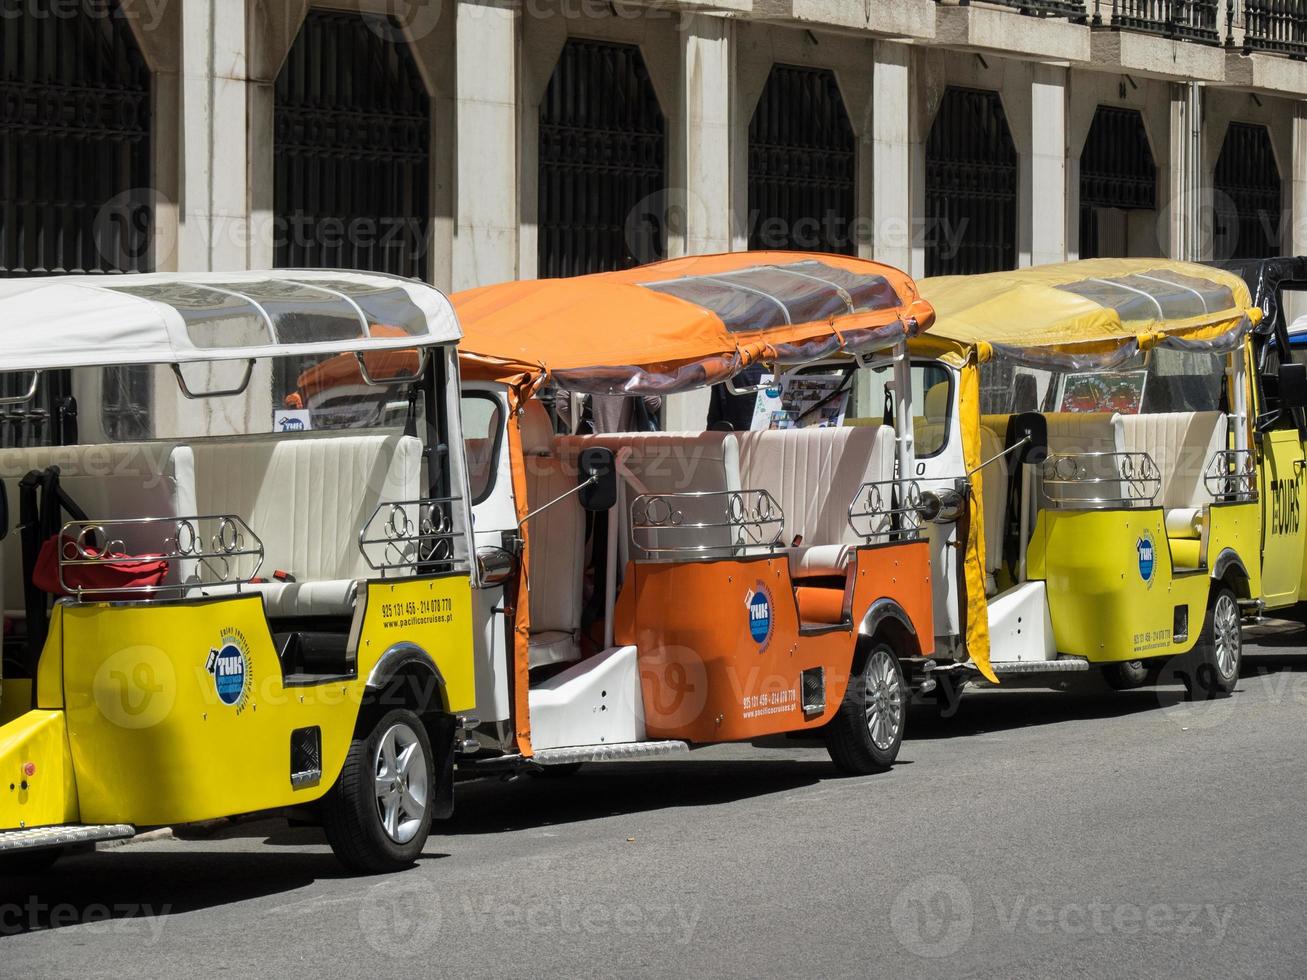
[1115,411,1228,510]
[522,402,584,637]
[189,430,420,582]
[0,442,197,612]
[1041,412,1124,505]
[559,431,738,560]
[731,426,895,547]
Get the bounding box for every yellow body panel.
[1258,429,1307,608]
[0,709,78,830]
[1029,502,1258,662]
[0,573,474,830]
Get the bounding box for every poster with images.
[1055,370,1148,415]
[749,373,850,430]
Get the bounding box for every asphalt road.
[5,620,1307,980]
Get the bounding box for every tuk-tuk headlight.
[916,487,965,524]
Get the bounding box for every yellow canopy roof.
[919,259,1259,360]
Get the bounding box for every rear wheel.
[825,642,905,774]
[1102,660,1148,690]
[322,708,436,874]
[1183,586,1242,700]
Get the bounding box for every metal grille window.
[925,88,1018,276]
[275,10,431,280]
[0,0,151,277]
[1,0,149,447]
[1079,106,1157,259]
[747,66,857,256]
[1214,122,1282,261]
[538,40,666,278]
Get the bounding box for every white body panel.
[986,580,1057,663]
[527,646,646,750]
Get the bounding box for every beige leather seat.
[732,425,895,577]
[976,424,1008,595]
[0,442,198,613]
[522,402,586,669]
[1115,411,1228,550]
[1042,412,1125,505]
[190,430,420,618]
[558,430,737,562]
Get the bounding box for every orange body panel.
[613,541,933,743]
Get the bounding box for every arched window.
[538,40,666,278]
[1214,122,1282,260]
[924,88,1018,276]
[275,10,431,279]
[747,66,856,255]
[1079,106,1158,258]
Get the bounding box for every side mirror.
[1278,362,1307,411]
[1008,411,1049,465]
[577,447,617,512]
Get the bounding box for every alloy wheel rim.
[864,648,904,751]
[1213,594,1241,680]
[373,722,428,844]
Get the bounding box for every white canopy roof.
[0,270,460,372]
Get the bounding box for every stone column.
[1028,63,1067,267]
[176,0,251,271]
[452,0,519,291]
[872,41,913,272]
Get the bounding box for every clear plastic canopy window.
[641,260,900,334]
[1055,269,1237,323]
[107,279,428,351]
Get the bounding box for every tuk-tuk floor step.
[0,823,135,852]
[531,740,690,766]
[989,657,1090,676]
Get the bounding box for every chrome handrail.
[358,495,468,574]
[847,479,922,541]
[1204,449,1257,502]
[1040,451,1161,509]
[630,489,785,560]
[57,515,264,598]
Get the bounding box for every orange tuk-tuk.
[448,252,939,775]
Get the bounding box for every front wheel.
[1103,660,1148,690]
[1183,586,1242,700]
[322,708,437,874]
[825,642,906,775]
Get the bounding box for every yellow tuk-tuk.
[0,271,476,873]
[868,260,1266,701]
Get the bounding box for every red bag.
[33,534,169,599]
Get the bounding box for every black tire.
[1182,585,1242,700]
[1102,660,1149,690]
[322,708,438,874]
[0,847,63,875]
[825,641,906,775]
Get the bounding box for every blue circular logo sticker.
[1137,532,1156,585]
[748,587,772,644]
[206,630,251,711]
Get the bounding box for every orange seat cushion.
[795,586,846,625]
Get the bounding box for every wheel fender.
[857,597,920,657]
[365,642,450,714]
[1209,549,1251,599]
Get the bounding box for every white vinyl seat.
[1041,412,1125,506]
[189,430,420,619]
[522,402,586,669]
[0,442,197,614]
[976,423,1008,595]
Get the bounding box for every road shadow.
[0,827,449,938]
[445,757,853,835]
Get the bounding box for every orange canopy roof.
[454,251,933,394]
